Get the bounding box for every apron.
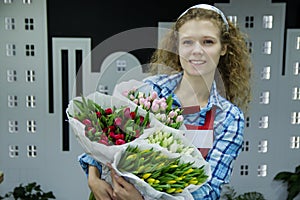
[182,106,216,159]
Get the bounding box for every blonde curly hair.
[149,8,252,112]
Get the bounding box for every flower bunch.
[146,130,195,155]
[117,146,208,194]
[69,95,150,146]
[123,89,184,129]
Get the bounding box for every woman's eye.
[203,40,214,45]
[182,40,193,45]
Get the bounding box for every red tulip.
[130,112,136,119]
[115,139,125,145]
[114,134,125,140]
[82,119,92,126]
[105,108,113,115]
[96,111,101,118]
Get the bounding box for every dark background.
[47,0,300,66]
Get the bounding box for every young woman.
[80,4,252,200]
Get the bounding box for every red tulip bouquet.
[66,92,155,165]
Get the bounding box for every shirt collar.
[153,72,225,111]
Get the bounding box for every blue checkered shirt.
[143,73,244,200]
[78,72,244,200]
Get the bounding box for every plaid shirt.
[79,72,244,200]
[143,73,244,200]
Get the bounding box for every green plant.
[0,182,56,200]
[274,165,300,200]
[221,185,266,200]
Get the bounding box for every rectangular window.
[297,36,300,50]
[27,145,37,157]
[257,165,267,177]
[258,140,268,153]
[27,120,36,133]
[7,70,17,82]
[25,18,34,30]
[9,145,19,158]
[6,44,16,56]
[26,95,36,108]
[245,16,254,28]
[263,15,273,29]
[259,116,269,128]
[23,0,32,4]
[98,85,109,95]
[259,91,270,104]
[228,16,237,27]
[116,59,126,72]
[263,41,272,54]
[240,165,249,176]
[290,136,300,149]
[4,0,13,4]
[8,120,18,133]
[291,112,300,124]
[294,62,299,75]
[8,95,18,107]
[261,66,271,80]
[26,70,35,82]
[5,17,15,30]
[292,87,300,100]
[25,44,35,56]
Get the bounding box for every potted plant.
[221,185,266,200]
[274,165,300,200]
[0,182,56,200]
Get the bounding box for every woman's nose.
[192,42,204,54]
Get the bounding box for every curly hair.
[149,8,252,112]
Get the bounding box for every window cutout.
[240,165,249,176]
[246,41,253,54]
[261,66,271,80]
[263,41,272,54]
[27,120,36,133]
[8,120,18,133]
[7,70,17,82]
[297,36,300,50]
[292,87,300,100]
[245,16,254,28]
[8,95,18,107]
[6,44,16,56]
[294,62,299,75]
[23,0,31,4]
[228,16,238,27]
[116,60,126,72]
[5,17,15,30]
[26,95,36,108]
[246,116,250,127]
[25,44,35,56]
[26,70,35,82]
[258,164,267,177]
[259,91,270,104]
[258,140,268,153]
[4,0,13,4]
[291,112,300,124]
[25,18,34,30]
[98,85,109,95]
[9,145,19,158]
[263,15,273,29]
[259,116,269,128]
[27,145,37,157]
[290,136,300,149]
[242,140,249,152]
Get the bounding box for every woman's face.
[178,19,226,78]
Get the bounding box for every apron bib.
[182,106,216,159]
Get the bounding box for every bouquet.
[66,92,156,165]
[112,142,211,200]
[113,80,184,129]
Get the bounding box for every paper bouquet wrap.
[66,92,157,165]
[67,91,211,199]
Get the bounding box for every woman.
[80,4,252,200]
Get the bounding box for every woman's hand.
[88,165,114,200]
[108,164,144,200]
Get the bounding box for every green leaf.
[274,172,293,182]
[89,192,96,200]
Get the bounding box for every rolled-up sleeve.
[78,153,102,177]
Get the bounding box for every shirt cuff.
[78,153,102,177]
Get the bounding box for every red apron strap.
[183,106,216,159]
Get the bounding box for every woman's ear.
[220,44,227,56]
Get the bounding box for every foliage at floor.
[220,185,266,200]
[0,182,56,200]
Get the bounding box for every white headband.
[178,4,229,31]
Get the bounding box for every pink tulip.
[176,115,184,122]
[82,119,92,126]
[124,107,131,118]
[99,139,109,145]
[114,117,122,126]
[151,91,158,99]
[151,101,160,113]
